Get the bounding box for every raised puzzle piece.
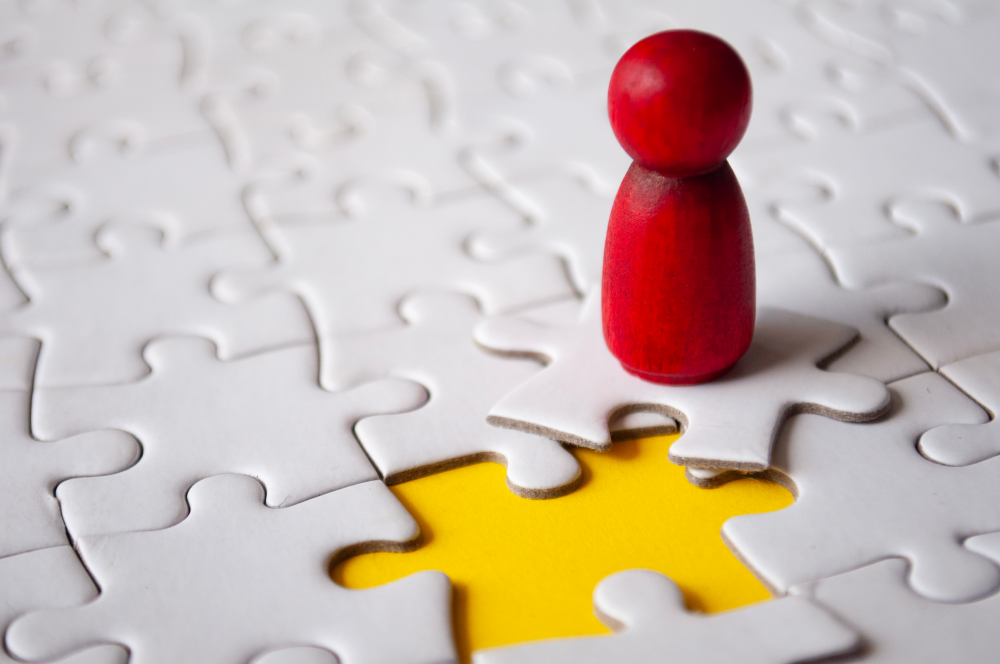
[919,348,1000,466]
[6,474,456,664]
[723,371,1000,603]
[757,239,942,382]
[0,337,138,558]
[323,291,580,498]
[475,290,889,472]
[0,223,312,387]
[0,546,127,664]
[34,337,425,538]
[828,199,1000,368]
[473,569,857,664]
[214,182,573,336]
[794,550,1000,663]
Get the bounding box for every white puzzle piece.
[0,546,128,664]
[0,337,138,558]
[757,239,943,382]
[828,199,1000,369]
[7,474,456,664]
[474,290,889,472]
[214,182,573,336]
[473,568,858,664]
[723,371,999,603]
[34,336,426,538]
[0,223,313,387]
[794,551,1000,664]
[323,291,581,498]
[919,348,1000,466]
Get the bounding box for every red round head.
[608,30,752,178]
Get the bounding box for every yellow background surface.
[334,433,793,662]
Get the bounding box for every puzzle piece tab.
[474,569,858,664]
[919,347,1000,466]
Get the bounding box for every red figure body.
[603,30,755,384]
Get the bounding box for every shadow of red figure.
[603,30,755,385]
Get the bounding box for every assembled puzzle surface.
[2,0,1000,662]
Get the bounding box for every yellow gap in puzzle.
[334,433,792,662]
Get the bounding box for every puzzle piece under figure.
[7,474,456,664]
[723,371,999,603]
[829,200,1000,368]
[34,337,425,538]
[0,224,312,387]
[214,183,572,336]
[474,568,857,664]
[0,547,127,664]
[475,290,889,472]
[0,337,138,558]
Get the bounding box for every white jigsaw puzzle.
[473,568,858,664]
[4,0,1000,660]
[723,371,998,603]
[475,289,889,472]
[0,223,312,387]
[32,336,426,538]
[6,474,456,664]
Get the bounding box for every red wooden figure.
[603,29,755,385]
